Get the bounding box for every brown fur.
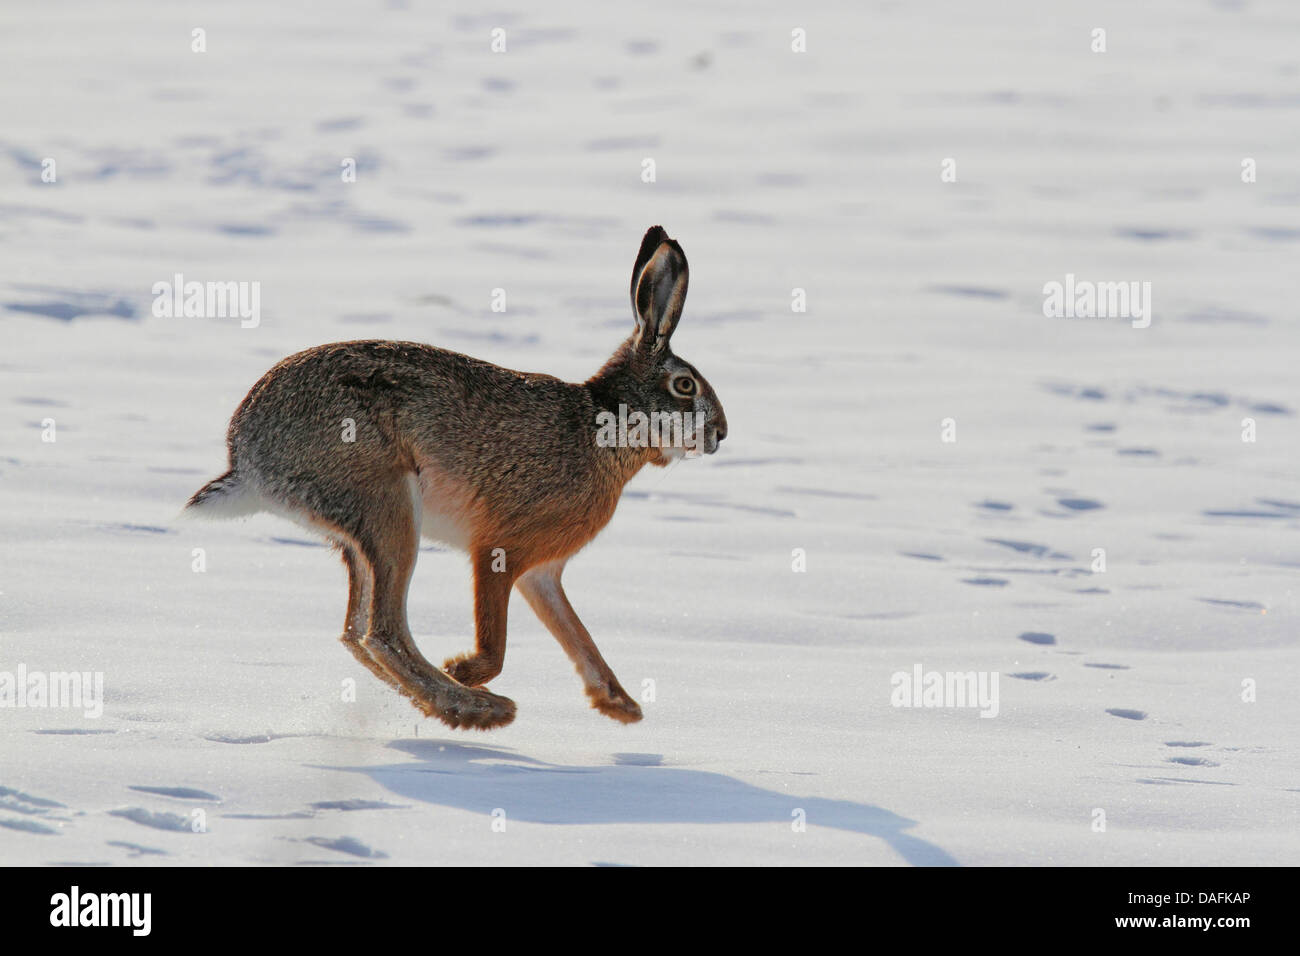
[186,226,727,729]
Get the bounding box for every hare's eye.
[670,375,697,398]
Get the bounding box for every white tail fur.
[182,470,259,519]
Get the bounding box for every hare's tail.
[184,469,260,519]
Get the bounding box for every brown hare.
[186,226,727,730]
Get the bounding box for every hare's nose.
[715,423,727,443]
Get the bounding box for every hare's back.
[229,340,584,475]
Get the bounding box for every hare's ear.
[630,226,688,353]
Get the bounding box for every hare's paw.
[428,685,517,731]
[587,682,643,724]
[443,652,501,687]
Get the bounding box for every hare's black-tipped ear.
[630,225,669,309]
[631,227,688,353]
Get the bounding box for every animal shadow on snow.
[324,740,957,866]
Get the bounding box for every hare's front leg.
[443,548,512,687]
[515,562,642,724]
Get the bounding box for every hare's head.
[591,226,728,463]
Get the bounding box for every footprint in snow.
[1018,632,1056,646]
[0,785,66,811]
[0,818,58,834]
[129,786,220,802]
[107,841,167,857]
[309,799,406,811]
[1106,708,1147,720]
[108,808,194,832]
[1058,498,1103,511]
[1198,598,1266,611]
[32,728,117,735]
[303,836,387,859]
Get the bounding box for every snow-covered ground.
[1,0,1297,865]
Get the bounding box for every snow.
[1,0,1297,865]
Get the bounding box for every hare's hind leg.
[443,548,513,687]
[356,477,516,730]
[515,562,642,724]
[336,543,403,693]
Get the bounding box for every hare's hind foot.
[587,681,643,724]
[424,682,516,731]
[364,635,516,730]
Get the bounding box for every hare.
[185,226,727,730]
